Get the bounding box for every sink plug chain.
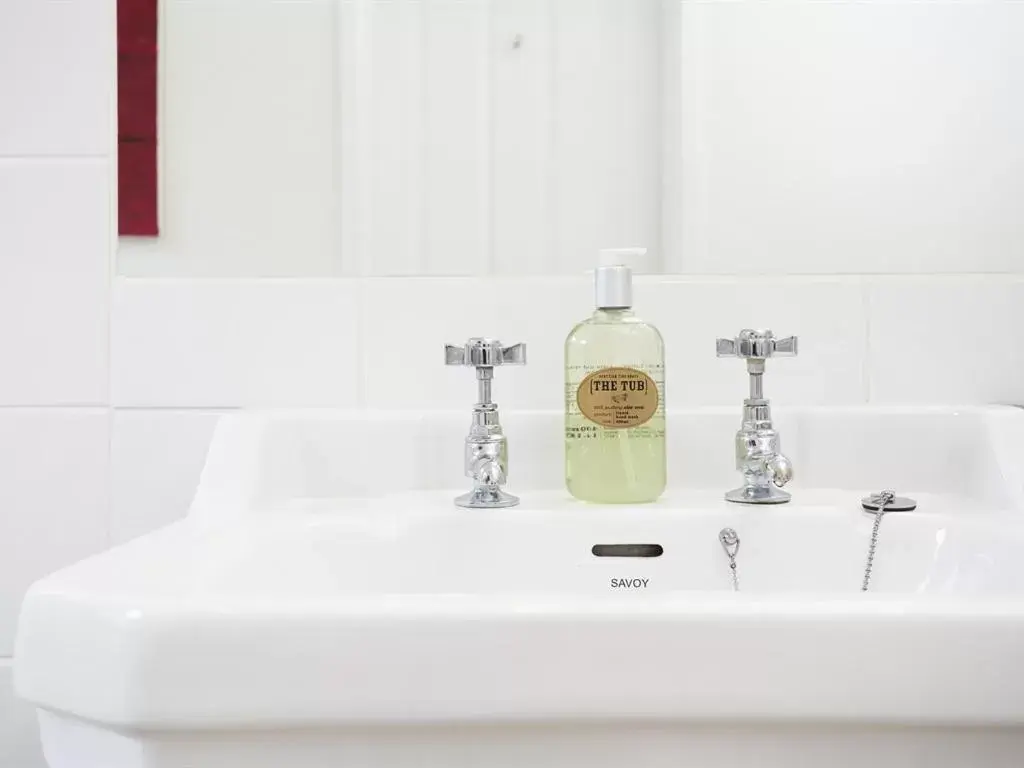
[860,489,917,592]
[719,528,741,592]
[861,489,896,592]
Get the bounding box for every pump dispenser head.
[595,247,646,309]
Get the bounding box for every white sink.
[14,406,1024,767]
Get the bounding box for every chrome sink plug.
[445,338,526,509]
[716,329,798,504]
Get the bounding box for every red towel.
[117,0,158,236]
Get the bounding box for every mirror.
[118,0,1022,277]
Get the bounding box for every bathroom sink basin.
[14,406,1024,767]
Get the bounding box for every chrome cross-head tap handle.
[717,329,798,379]
[716,329,798,359]
[444,338,526,509]
[716,329,798,505]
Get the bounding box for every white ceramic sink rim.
[15,406,1024,730]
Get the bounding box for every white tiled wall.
[4,1,1024,765]
[0,160,111,406]
[0,1,111,157]
[110,279,360,407]
[1,0,116,763]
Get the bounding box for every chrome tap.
[716,329,798,504]
[444,338,526,509]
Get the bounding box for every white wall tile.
[361,276,591,410]
[0,410,109,656]
[0,0,113,157]
[680,0,1024,274]
[111,279,360,407]
[111,410,225,545]
[639,277,868,406]
[0,160,110,406]
[868,277,1024,404]
[0,663,44,768]
[119,0,336,277]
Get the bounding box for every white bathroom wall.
[0,1,116,764]
[4,2,1024,765]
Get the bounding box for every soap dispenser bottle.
[564,248,666,503]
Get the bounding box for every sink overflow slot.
[591,544,664,558]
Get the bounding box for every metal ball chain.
[861,490,895,592]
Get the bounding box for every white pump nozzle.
[595,247,647,309]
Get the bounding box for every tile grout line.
[329,0,342,276]
[862,278,873,404]
[0,154,108,162]
[354,281,367,409]
[0,405,109,411]
[107,10,118,552]
[105,273,1024,284]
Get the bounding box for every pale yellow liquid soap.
[564,250,666,503]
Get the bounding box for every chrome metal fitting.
[716,329,798,504]
[444,338,526,509]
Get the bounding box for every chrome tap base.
[726,485,791,505]
[456,488,520,509]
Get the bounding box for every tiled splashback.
[111,275,1024,410]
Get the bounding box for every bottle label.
[576,367,660,428]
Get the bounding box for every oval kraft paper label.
[577,367,659,428]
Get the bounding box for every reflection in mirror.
[118,0,673,277]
